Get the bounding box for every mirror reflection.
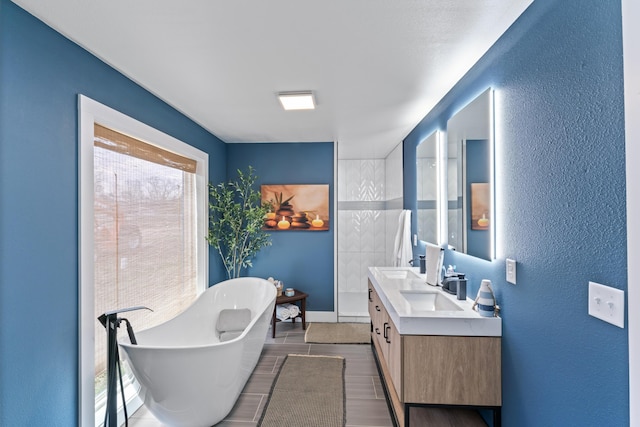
[416,131,438,245]
[446,88,494,260]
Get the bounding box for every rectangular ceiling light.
[278,91,315,110]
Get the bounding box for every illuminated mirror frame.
[437,130,447,247]
[444,88,496,260]
[489,89,495,260]
[416,130,442,246]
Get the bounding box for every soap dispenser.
[419,255,426,274]
[456,276,467,300]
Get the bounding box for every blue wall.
[1,0,630,425]
[405,0,628,425]
[0,1,227,424]
[226,143,335,311]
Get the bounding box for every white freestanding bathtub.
[119,277,276,427]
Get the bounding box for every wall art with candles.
[261,184,330,231]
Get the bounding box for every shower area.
[337,144,404,322]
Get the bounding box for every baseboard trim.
[306,311,337,323]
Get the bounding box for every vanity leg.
[404,403,410,427]
[493,407,501,427]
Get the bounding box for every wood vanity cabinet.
[368,280,502,427]
[369,288,402,392]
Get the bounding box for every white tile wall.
[385,209,402,266]
[374,160,386,201]
[361,210,375,252]
[373,210,386,253]
[360,160,375,201]
[343,160,361,201]
[337,161,348,203]
[337,147,404,318]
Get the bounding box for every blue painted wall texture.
[1,0,631,425]
[0,1,227,424]
[405,0,627,425]
[225,143,335,311]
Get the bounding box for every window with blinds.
[93,124,200,419]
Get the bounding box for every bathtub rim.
[119,277,276,351]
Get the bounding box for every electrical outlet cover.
[588,281,625,328]
[506,258,516,284]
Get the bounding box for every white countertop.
[368,266,502,337]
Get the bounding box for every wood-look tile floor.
[128,321,394,427]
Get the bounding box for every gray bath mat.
[258,354,345,427]
[304,322,370,344]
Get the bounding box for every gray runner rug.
[304,322,371,344]
[257,354,345,427]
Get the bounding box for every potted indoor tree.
[207,166,271,279]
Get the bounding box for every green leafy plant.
[207,166,271,279]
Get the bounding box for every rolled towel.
[276,305,291,321]
[286,303,300,318]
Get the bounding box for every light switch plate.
[588,281,625,328]
[506,258,516,284]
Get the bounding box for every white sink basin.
[367,266,501,336]
[399,290,463,312]
[379,269,419,280]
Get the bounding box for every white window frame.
[78,95,208,426]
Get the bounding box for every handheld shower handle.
[122,318,137,345]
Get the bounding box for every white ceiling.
[12,0,532,159]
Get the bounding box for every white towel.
[286,303,300,318]
[425,242,444,286]
[393,210,413,267]
[276,305,291,321]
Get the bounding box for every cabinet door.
[403,335,502,406]
[368,284,384,346]
[367,283,376,333]
[387,319,402,398]
[381,307,395,364]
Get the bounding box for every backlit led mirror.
[416,131,439,245]
[446,88,494,260]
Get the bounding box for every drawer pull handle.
[368,288,373,302]
[375,327,380,335]
[375,305,381,312]
[384,324,391,343]
[383,322,389,339]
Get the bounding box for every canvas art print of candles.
[261,184,330,231]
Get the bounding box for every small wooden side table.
[272,289,308,338]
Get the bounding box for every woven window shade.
[92,123,198,377]
[94,123,197,173]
